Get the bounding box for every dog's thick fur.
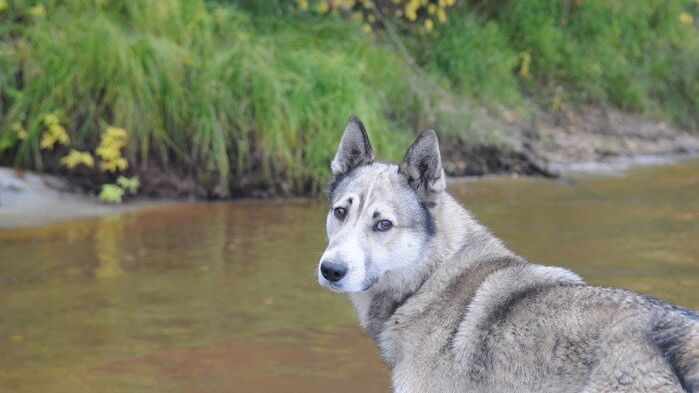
[317,116,699,393]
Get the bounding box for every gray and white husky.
[317,116,699,393]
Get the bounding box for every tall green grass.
[428,0,699,128]
[0,0,421,195]
[428,14,521,106]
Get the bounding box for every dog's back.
[381,253,699,393]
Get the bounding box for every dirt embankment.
[440,104,699,178]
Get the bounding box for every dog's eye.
[375,220,393,232]
[334,207,347,220]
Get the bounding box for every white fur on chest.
[349,292,372,329]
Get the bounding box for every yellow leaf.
[103,126,128,141]
[43,113,60,126]
[437,8,446,23]
[61,150,95,169]
[679,12,694,25]
[28,4,45,17]
[518,52,531,78]
[316,1,329,14]
[40,133,57,150]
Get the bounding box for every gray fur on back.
[319,117,699,393]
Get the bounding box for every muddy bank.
[440,104,699,178]
[0,168,173,228]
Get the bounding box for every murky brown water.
[1,160,697,393]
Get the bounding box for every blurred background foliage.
[0,0,697,197]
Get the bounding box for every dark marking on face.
[328,166,362,202]
[328,172,347,201]
[373,211,380,219]
[356,192,366,216]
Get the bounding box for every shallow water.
[1,160,697,393]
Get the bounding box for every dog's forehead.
[329,163,417,211]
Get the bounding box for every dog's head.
[317,116,446,293]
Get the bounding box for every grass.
[0,0,698,197]
[427,13,522,107]
[427,0,699,127]
[0,0,423,195]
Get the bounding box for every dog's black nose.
[320,261,347,283]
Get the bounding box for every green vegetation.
[0,0,697,197]
[428,0,699,124]
[0,0,423,196]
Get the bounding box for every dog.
[317,116,699,393]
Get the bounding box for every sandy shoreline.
[2,152,697,230]
[0,168,179,229]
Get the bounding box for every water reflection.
[95,216,125,279]
[0,160,697,393]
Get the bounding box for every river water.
[1,160,697,393]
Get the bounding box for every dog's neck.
[349,191,512,337]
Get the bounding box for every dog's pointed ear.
[399,129,446,201]
[331,115,375,177]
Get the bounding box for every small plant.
[98,184,125,204]
[60,150,95,169]
[116,176,139,194]
[39,113,69,150]
[96,126,128,173]
[53,124,136,203]
[98,176,139,204]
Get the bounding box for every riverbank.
[440,104,699,178]
[0,168,175,229]
[2,142,697,229]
